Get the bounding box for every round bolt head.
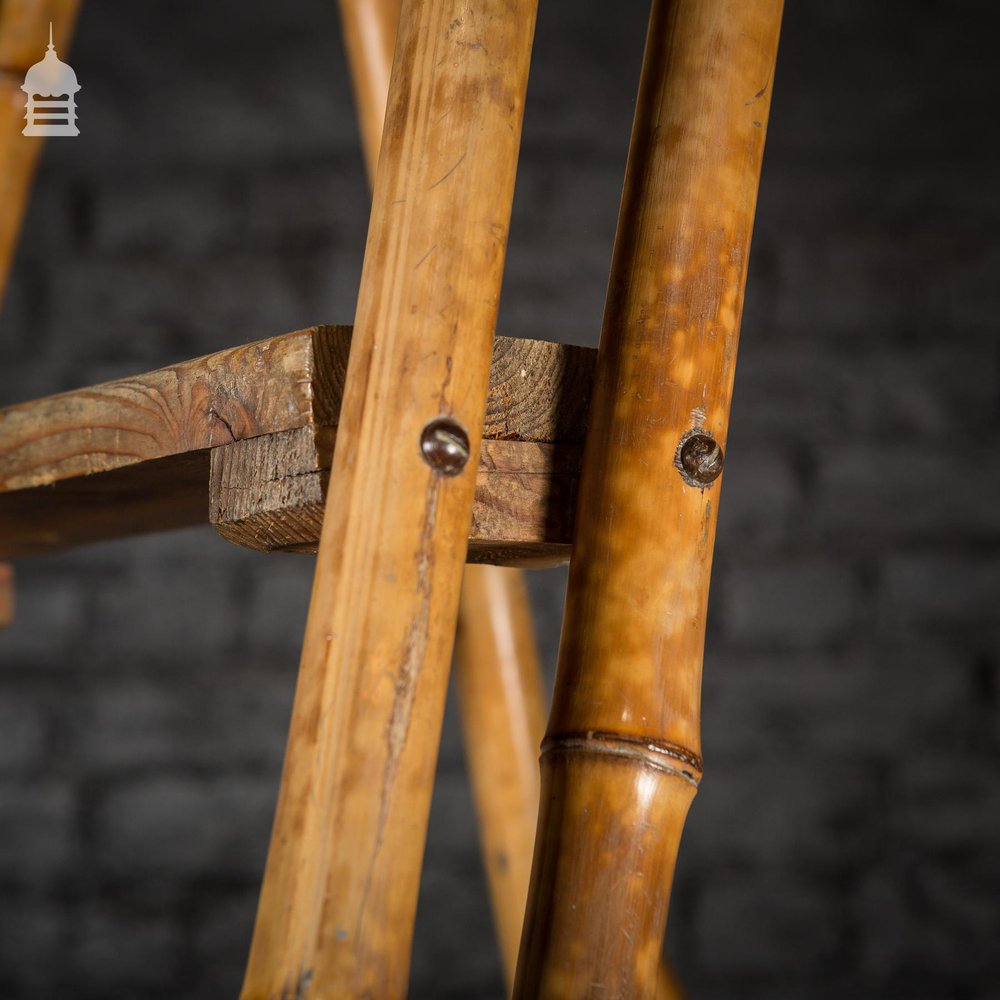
[676,431,724,487]
[420,417,471,476]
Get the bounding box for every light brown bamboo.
[0,562,13,629]
[0,1,81,315]
[337,0,400,180]
[514,1,783,997]
[241,1,538,996]
[337,4,553,993]
[454,566,546,989]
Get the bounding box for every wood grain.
[0,328,322,492]
[0,327,592,561]
[337,10,561,996]
[514,1,784,996]
[240,0,539,995]
[209,334,592,564]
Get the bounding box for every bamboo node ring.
[541,731,703,787]
[675,429,724,487]
[420,417,471,476]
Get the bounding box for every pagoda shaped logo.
[21,24,81,137]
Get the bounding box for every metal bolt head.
[420,417,471,476]
[676,431,724,487]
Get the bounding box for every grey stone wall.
[0,1,997,997]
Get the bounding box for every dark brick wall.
[1,1,997,997]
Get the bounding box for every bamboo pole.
[0,5,83,632]
[0,562,13,630]
[337,0,399,181]
[338,4,552,993]
[241,1,538,996]
[514,1,783,996]
[454,566,546,989]
[0,1,82,315]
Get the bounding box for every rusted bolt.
[420,417,470,476]
[676,431,724,487]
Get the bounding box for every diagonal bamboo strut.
[338,1,554,993]
[0,3,83,629]
[514,0,783,996]
[0,562,13,630]
[242,1,539,996]
[453,565,547,989]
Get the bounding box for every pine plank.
[0,327,594,562]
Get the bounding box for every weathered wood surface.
[240,0,539,994]
[210,333,592,564]
[514,0,784,996]
[0,328,334,557]
[0,327,593,561]
[0,1,82,314]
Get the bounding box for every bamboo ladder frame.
[338,5,683,996]
[0,0,784,995]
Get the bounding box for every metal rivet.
[420,417,470,476]
[676,431,724,487]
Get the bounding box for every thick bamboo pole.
[338,3,551,992]
[242,1,538,997]
[0,1,81,315]
[514,1,783,996]
[454,566,546,988]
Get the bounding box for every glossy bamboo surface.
[515,0,783,995]
[455,566,546,990]
[337,0,400,180]
[241,0,538,996]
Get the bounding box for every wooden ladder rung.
[0,326,595,566]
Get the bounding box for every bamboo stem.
[0,1,82,315]
[0,562,13,630]
[454,565,546,991]
[338,5,551,992]
[337,0,400,180]
[241,1,538,996]
[514,1,783,996]
[0,4,83,634]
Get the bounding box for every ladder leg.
[0,562,13,630]
[0,2,82,313]
[241,0,538,996]
[514,1,783,996]
[454,565,546,992]
[338,4,559,993]
[0,5,83,632]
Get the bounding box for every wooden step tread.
[0,326,595,565]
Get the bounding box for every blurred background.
[1,0,998,997]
